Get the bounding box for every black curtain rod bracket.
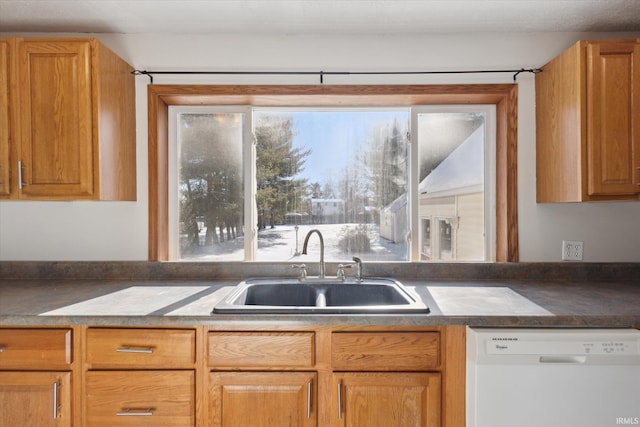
[131,68,542,84]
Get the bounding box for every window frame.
[168,106,253,261]
[148,85,519,262]
[411,105,496,261]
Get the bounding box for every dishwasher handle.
[539,356,586,364]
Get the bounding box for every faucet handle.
[336,263,353,281]
[291,263,307,280]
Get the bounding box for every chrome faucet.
[352,256,363,281]
[302,229,325,278]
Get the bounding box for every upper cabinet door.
[536,39,640,202]
[587,41,640,197]
[0,39,10,197]
[16,39,95,198]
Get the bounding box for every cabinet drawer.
[86,370,194,426]
[86,328,195,368]
[208,332,314,368]
[332,332,440,370]
[0,328,72,369]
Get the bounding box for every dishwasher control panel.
[480,329,640,356]
[486,337,638,355]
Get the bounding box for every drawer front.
[86,328,195,369]
[0,328,72,369]
[85,370,195,427]
[208,332,315,368]
[332,332,440,370]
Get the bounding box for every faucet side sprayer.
[302,229,325,278]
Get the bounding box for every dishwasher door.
[467,328,640,427]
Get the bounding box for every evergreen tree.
[179,113,243,252]
[254,114,310,228]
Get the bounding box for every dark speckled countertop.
[0,262,639,328]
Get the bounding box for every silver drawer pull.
[307,380,312,419]
[116,345,155,354]
[337,381,343,419]
[0,345,5,353]
[116,407,155,416]
[52,380,61,419]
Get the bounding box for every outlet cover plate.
[562,240,584,261]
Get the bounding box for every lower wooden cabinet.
[332,372,441,427]
[210,371,316,427]
[0,371,72,427]
[85,370,195,426]
[0,328,73,425]
[0,325,464,427]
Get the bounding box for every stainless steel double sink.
[212,277,429,314]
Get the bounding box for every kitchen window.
[148,85,519,262]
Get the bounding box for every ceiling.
[1,0,640,35]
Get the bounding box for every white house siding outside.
[418,125,485,261]
[419,193,484,261]
[380,194,407,244]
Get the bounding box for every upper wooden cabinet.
[0,39,9,197]
[536,39,640,202]
[0,37,136,200]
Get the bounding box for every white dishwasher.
[467,328,640,427]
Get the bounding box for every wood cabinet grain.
[536,38,640,202]
[86,327,196,369]
[332,372,441,427]
[2,324,465,427]
[86,370,195,426]
[210,371,316,427]
[0,39,9,197]
[331,331,440,371]
[0,328,72,369]
[0,329,74,426]
[1,37,136,200]
[0,371,72,427]
[208,331,315,368]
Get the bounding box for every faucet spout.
[302,229,325,278]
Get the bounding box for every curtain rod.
[132,67,541,84]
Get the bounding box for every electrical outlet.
[562,240,584,261]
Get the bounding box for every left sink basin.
[212,277,430,314]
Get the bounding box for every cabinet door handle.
[307,379,312,419]
[337,381,343,419]
[116,345,154,354]
[17,161,27,189]
[116,407,155,416]
[0,345,5,352]
[52,380,60,419]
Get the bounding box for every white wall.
[1,31,639,261]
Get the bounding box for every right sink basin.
[212,277,430,314]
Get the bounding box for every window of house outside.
[168,104,495,262]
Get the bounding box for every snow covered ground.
[182,223,407,262]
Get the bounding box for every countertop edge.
[1,315,639,328]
